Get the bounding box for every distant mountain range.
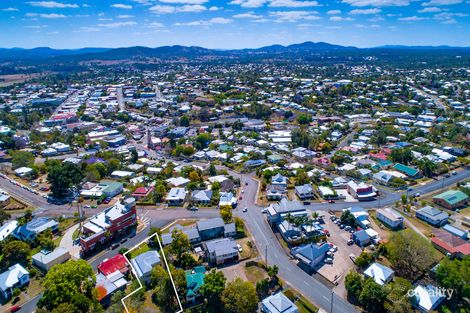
[0,41,469,63]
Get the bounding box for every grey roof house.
[416,206,449,227]
[130,250,161,284]
[262,292,298,313]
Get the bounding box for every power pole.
[265,245,268,266]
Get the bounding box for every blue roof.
[353,229,370,241]
[292,243,329,261]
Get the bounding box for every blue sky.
[1,0,469,49]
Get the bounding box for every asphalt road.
[3,164,469,313]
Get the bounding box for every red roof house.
[97,254,130,276]
[131,186,154,199]
[431,229,470,258]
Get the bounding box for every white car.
[324,258,333,264]
[243,207,248,212]
[261,208,268,213]
[236,244,243,252]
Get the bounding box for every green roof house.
[393,163,420,178]
[433,190,469,210]
[185,266,206,303]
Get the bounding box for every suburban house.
[345,206,371,229]
[185,266,206,303]
[131,186,154,200]
[98,254,130,277]
[266,198,308,226]
[442,224,468,240]
[262,292,299,313]
[13,217,59,241]
[432,190,469,210]
[32,247,71,272]
[267,185,286,201]
[191,190,213,205]
[197,217,225,240]
[271,173,288,187]
[431,229,470,258]
[295,184,314,200]
[278,220,302,242]
[376,208,404,230]
[0,264,30,299]
[346,181,377,201]
[393,163,421,178]
[166,187,187,206]
[95,271,127,306]
[372,170,396,186]
[161,226,201,246]
[203,238,239,265]
[363,262,394,285]
[80,198,137,254]
[411,285,445,312]
[291,243,330,270]
[0,220,18,241]
[130,250,161,285]
[416,206,449,227]
[80,181,124,199]
[14,166,34,178]
[219,192,237,208]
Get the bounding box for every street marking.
[122,231,183,313]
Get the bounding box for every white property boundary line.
[121,232,183,313]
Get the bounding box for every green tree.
[130,149,138,164]
[358,279,387,313]
[11,150,35,169]
[435,257,470,300]
[386,230,436,280]
[180,115,190,127]
[209,164,217,176]
[1,240,31,268]
[0,209,11,226]
[418,159,437,178]
[384,277,413,313]
[200,269,226,306]
[221,278,258,313]
[39,260,101,313]
[153,183,167,203]
[47,162,84,198]
[169,229,190,260]
[345,271,363,301]
[340,210,356,226]
[355,251,374,269]
[219,206,233,223]
[297,113,312,125]
[37,228,55,251]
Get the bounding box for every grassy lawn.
[244,264,268,284]
[72,227,80,240]
[58,218,78,233]
[128,243,151,259]
[459,207,470,218]
[283,288,319,313]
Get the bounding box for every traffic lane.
[17,294,41,313]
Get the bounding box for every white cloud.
[149,4,176,13]
[209,6,220,10]
[111,4,133,9]
[26,12,67,18]
[175,17,233,26]
[117,14,134,18]
[342,0,410,6]
[229,0,267,8]
[149,4,208,13]
[327,10,341,14]
[269,10,320,22]
[160,0,208,3]
[368,16,384,21]
[433,11,468,23]
[269,0,320,7]
[441,18,457,23]
[1,7,19,11]
[418,6,442,12]
[329,16,353,21]
[77,26,102,32]
[179,4,207,12]
[422,0,462,5]
[233,11,263,18]
[398,15,428,21]
[147,22,165,27]
[27,1,79,8]
[98,21,137,27]
[350,8,381,14]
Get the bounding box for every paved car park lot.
[316,212,361,284]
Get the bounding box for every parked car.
[303,201,311,205]
[324,258,333,264]
[245,182,249,186]
[243,207,248,212]
[189,206,198,211]
[339,224,345,229]
[328,199,335,203]
[110,243,119,250]
[345,226,351,231]
[236,244,243,252]
[120,238,128,244]
[261,208,268,213]
[349,254,356,263]
[347,239,354,245]
[10,306,21,313]
[84,204,91,209]
[452,171,458,175]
